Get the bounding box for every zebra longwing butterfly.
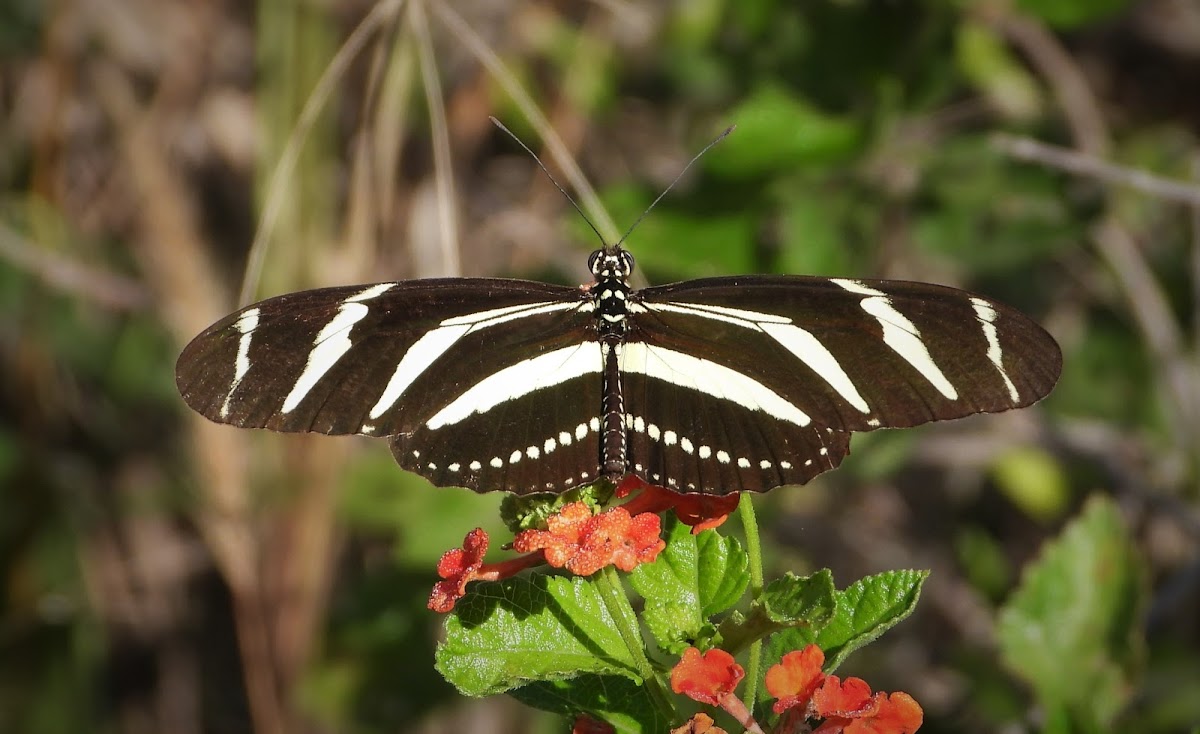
[176,244,1061,496]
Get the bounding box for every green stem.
[595,566,676,717]
[738,492,765,710]
[739,493,765,595]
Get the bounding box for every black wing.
[176,278,603,494]
[619,275,1060,495]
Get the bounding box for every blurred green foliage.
[2,0,1196,732]
[998,496,1146,733]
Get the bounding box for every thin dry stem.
[993,134,1200,208]
[986,10,1109,156]
[0,222,150,311]
[365,19,416,252]
[1192,156,1200,361]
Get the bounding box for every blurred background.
[2,0,1198,732]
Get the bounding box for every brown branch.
[0,223,151,311]
[90,58,287,734]
[988,7,1200,457]
[992,134,1200,208]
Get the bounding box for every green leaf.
[628,517,748,653]
[337,450,509,567]
[996,496,1145,731]
[510,675,668,734]
[706,86,862,178]
[955,526,1013,602]
[775,187,860,277]
[955,21,1042,121]
[761,570,837,627]
[1014,0,1130,28]
[767,569,928,672]
[437,575,643,696]
[695,527,750,616]
[718,571,837,655]
[592,185,758,280]
[915,136,1077,274]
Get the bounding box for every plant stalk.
[595,566,676,717]
[738,492,765,711]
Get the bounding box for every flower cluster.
[428,498,668,612]
[513,501,665,575]
[428,528,544,613]
[670,644,922,734]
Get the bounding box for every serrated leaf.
[642,602,712,655]
[510,675,668,734]
[628,518,748,652]
[695,527,750,616]
[762,570,837,627]
[996,496,1145,731]
[436,575,642,696]
[767,569,928,673]
[721,570,838,657]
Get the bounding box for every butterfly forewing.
[631,275,1061,434]
[176,278,592,439]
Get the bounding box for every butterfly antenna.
[489,116,609,249]
[614,124,735,250]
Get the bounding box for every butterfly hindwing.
[389,363,603,495]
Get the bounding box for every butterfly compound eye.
[587,250,603,276]
[620,251,635,276]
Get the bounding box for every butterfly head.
[588,248,635,282]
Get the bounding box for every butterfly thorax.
[588,248,634,339]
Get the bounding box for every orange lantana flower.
[670,647,764,734]
[670,647,745,706]
[512,502,664,576]
[670,712,728,733]
[764,645,923,734]
[428,528,490,613]
[765,644,826,714]
[812,676,923,734]
[617,476,740,533]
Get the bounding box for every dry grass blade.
[88,57,282,734]
[242,0,407,305]
[410,0,461,275]
[370,27,416,237]
[431,0,620,245]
